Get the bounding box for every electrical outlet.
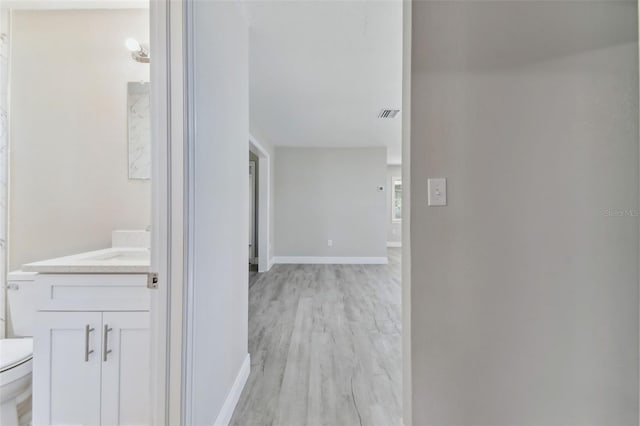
[328,239,333,247]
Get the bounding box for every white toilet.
[1,271,38,426]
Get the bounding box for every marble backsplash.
[127,81,151,180]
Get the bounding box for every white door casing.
[249,136,270,273]
[150,0,185,424]
[249,160,256,264]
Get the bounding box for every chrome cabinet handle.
[84,324,95,362]
[103,324,113,362]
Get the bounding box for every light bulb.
[125,38,141,52]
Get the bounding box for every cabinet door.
[101,311,151,425]
[33,311,102,426]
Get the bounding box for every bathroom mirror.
[127,81,150,180]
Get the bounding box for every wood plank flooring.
[230,249,402,426]
[249,264,259,287]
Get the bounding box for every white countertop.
[22,247,150,274]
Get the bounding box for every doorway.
[232,1,404,424]
[178,0,411,424]
[1,1,187,425]
[249,136,271,274]
[248,155,259,286]
[0,5,159,425]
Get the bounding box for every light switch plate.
[428,178,447,206]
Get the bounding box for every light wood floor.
[230,249,402,426]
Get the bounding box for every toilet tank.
[6,271,39,337]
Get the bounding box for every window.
[392,177,402,222]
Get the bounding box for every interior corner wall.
[410,1,639,425]
[274,147,387,259]
[9,10,151,271]
[387,164,402,244]
[189,1,249,424]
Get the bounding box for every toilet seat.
[0,339,33,426]
[0,338,33,372]
[0,357,32,388]
[0,338,33,385]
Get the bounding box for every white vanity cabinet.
[32,274,150,426]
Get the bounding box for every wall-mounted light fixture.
[125,38,150,63]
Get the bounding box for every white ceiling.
[6,0,403,163]
[246,0,403,164]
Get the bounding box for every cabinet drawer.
[36,274,150,311]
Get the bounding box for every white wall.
[274,147,387,259]
[387,165,401,245]
[188,1,249,424]
[410,2,638,425]
[9,10,150,270]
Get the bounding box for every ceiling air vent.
[378,109,400,119]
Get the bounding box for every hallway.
[231,249,402,426]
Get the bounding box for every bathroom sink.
[22,247,151,274]
[83,250,150,262]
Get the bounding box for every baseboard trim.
[386,241,402,248]
[273,256,388,265]
[213,353,250,426]
[267,258,275,271]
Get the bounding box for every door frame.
[249,135,271,273]
[249,160,256,264]
[401,1,412,425]
[150,0,185,424]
